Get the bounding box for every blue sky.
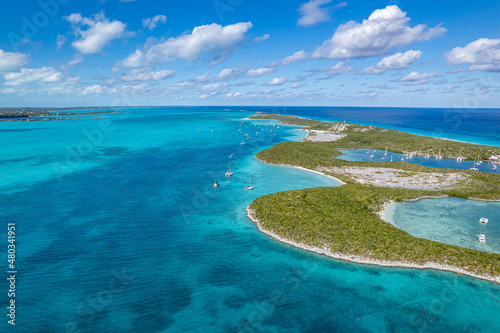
[0,0,499,107]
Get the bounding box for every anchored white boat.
[479,218,489,224]
[244,177,254,191]
[479,234,486,243]
[470,158,479,171]
[225,162,233,177]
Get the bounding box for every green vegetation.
[251,113,499,160]
[250,185,500,278]
[252,114,500,200]
[248,113,500,280]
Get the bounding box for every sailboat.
[457,148,463,162]
[384,148,388,156]
[390,154,393,162]
[244,177,254,191]
[436,149,442,160]
[470,157,479,171]
[225,162,233,177]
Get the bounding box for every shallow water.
[335,149,498,174]
[386,198,500,254]
[1,108,499,332]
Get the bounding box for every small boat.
[425,154,430,159]
[494,165,497,171]
[390,155,393,162]
[214,181,219,188]
[479,234,486,243]
[244,177,254,191]
[225,163,233,177]
[479,218,489,224]
[384,148,388,156]
[457,148,463,162]
[401,157,404,161]
[470,158,479,171]
[436,149,442,160]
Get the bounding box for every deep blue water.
[240,106,500,147]
[336,149,499,173]
[0,107,499,332]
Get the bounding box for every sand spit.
[319,166,467,190]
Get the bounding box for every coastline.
[254,155,346,185]
[246,206,500,285]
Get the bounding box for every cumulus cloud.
[254,34,270,42]
[246,67,276,78]
[358,50,423,74]
[298,0,333,27]
[312,5,446,59]
[4,67,64,85]
[265,77,289,86]
[0,49,28,72]
[121,68,175,81]
[396,71,441,85]
[142,15,167,30]
[117,22,252,68]
[65,12,129,54]
[444,38,500,72]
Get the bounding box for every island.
[0,107,131,122]
[247,113,500,284]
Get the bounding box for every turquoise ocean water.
[1,107,499,332]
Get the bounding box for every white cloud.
[57,35,67,50]
[282,50,309,66]
[142,15,167,30]
[369,83,394,89]
[82,85,104,95]
[444,38,500,72]
[298,0,332,27]
[397,71,441,85]
[202,83,227,92]
[246,67,276,78]
[291,83,305,88]
[254,34,270,42]
[312,5,446,59]
[447,67,463,74]
[404,88,430,92]
[333,1,347,9]
[216,67,247,80]
[65,54,84,67]
[265,77,289,86]
[269,50,308,67]
[65,12,128,54]
[358,50,423,74]
[0,49,28,72]
[309,61,354,76]
[121,68,175,81]
[358,89,374,93]
[117,22,252,68]
[4,67,64,85]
